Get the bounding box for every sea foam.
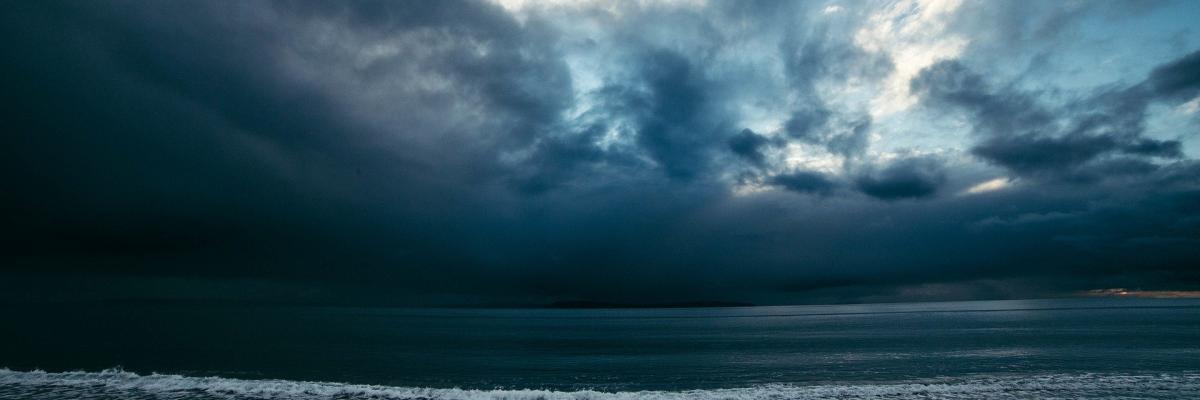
[1,368,1198,399]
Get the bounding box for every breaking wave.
[2,368,1198,399]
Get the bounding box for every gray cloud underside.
[1,0,1198,305]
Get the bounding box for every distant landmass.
[547,300,755,309]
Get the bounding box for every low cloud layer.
[2,0,1199,305]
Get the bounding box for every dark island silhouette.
[547,300,755,309]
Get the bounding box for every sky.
[2,0,1199,306]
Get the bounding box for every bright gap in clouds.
[963,177,1012,195]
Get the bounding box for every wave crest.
[2,368,1198,399]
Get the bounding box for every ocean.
[2,298,1198,399]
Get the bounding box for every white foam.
[1,368,1198,399]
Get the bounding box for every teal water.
[1,298,1198,398]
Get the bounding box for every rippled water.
[2,298,1198,398]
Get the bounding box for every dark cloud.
[853,157,948,200]
[610,49,725,181]
[769,170,838,195]
[728,128,773,167]
[783,106,832,140]
[912,56,1191,179]
[0,0,570,284]
[1145,49,1200,102]
[971,134,1120,175]
[910,60,1053,145]
[508,124,609,193]
[1,1,1198,306]
[1121,138,1184,158]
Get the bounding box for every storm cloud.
[910,56,1190,179]
[854,156,947,200]
[2,0,1199,306]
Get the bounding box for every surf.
[3,368,1198,399]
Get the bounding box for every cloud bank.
[2,0,1199,305]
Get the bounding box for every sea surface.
[2,298,1198,399]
